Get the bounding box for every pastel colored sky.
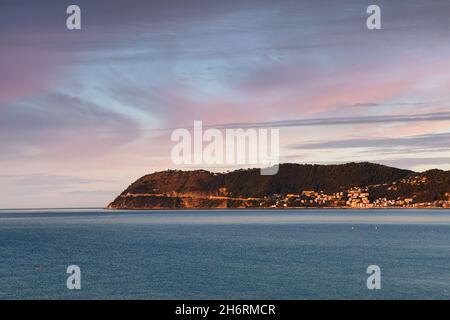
[1,0,450,208]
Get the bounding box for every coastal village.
[265,186,450,209]
[253,174,450,208]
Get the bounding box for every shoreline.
[2,207,449,212]
[105,206,450,211]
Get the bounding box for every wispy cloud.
[0,174,115,186]
[376,157,450,169]
[290,132,450,150]
[0,93,141,159]
[212,111,450,129]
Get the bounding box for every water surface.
[1,209,449,299]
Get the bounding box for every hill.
[108,162,436,209]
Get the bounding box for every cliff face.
[108,162,417,209]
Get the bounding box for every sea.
[1,209,450,300]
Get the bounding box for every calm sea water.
[1,209,450,300]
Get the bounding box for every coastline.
[104,206,450,211]
[2,206,449,212]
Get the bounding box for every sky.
[1,0,450,208]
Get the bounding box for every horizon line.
[0,207,105,211]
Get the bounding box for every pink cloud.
[0,42,70,105]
